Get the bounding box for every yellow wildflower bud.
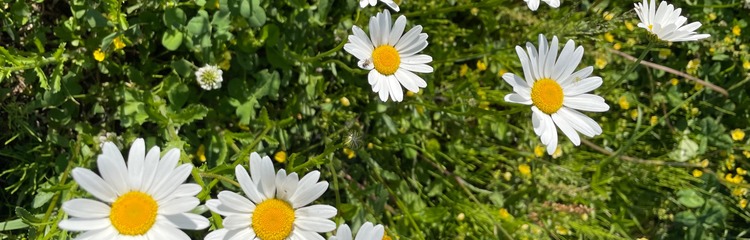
[618,96,630,110]
[518,163,531,176]
[738,167,747,175]
[603,12,614,21]
[340,97,350,107]
[459,64,469,77]
[613,42,622,50]
[595,57,608,69]
[497,68,507,77]
[113,36,126,50]
[740,199,748,209]
[625,21,634,31]
[503,172,512,181]
[197,144,207,162]
[604,32,614,43]
[732,188,747,196]
[476,60,487,71]
[555,225,570,235]
[708,13,717,21]
[406,91,415,97]
[456,212,465,221]
[743,150,750,158]
[534,145,545,157]
[700,159,709,168]
[274,151,287,163]
[630,109,639,120]
[470,7,479,16]
[731,129,745,141]
[670,78,679,86]
[93,49,105,62]
[649,116,658,126]
[343,147,356,159]
[692,169,703,177]
[742,60,750,70]
[733,25,741,36]
[498,208,511,219]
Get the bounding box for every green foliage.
[1,0,750,239]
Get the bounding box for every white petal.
[543,36,559,78]
[222,214,252,230]
[563,76,602,96]
[388,75,404,102]
[293,230,325,240]
[206,198,249,216]
[295,204,338,219]
[394,25,423,52]
[151,164,193,201]
[147,148,180,194]
[504,93,532,105]
[71,168,117,203]
[172,183,202,198]
[394,68,423,92]
[398,63,433,73]
[388,15,406,45]
[527,0,540,11]
[162,213,210,230]
[127,138,146,190]
[400,54,432,65]
[218,191,257,212]
[205,229,228,240]
[294,217,337,232]
[552,113,581,146]
[278,172,299,201]
[557,107,603,137]
[147,222,190,240]
[227,228,256,240]
[138,146,161,192]
[236,165,264,204]
[98,142,129,195]
[58,218,110,231]
[290,182,328,209]
[62,199,111,219]
[158,197,199,215]
[563,94,610,112]
[258,155,277,199]
[334,224,352,240]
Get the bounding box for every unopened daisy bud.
[195,65,223,90]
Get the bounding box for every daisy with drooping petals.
[634,0,710,42]
[205,152,337,240]
[329,222,385,240]
[344,10,433,102]
[58,139,209,239]
[524,0,560,11]
[503,34,610,155]
[360,0,400,12]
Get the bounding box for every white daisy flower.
[344,9,433,102]
[205,152,337,240]
[58,139,209,239]
[503,34,610,155]
[360,0,400,12]
[329,222,385,240]
[196,64,224,90]
[524,0,560,11]
[634,0,710,42]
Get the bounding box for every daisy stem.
[290,143,345,172]
[601,41,655,95]
[326,156,342,209]
[38,137,80,239]
[199,172,240,188]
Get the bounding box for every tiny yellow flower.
[476,60,487,71]
[733,25,741,36]
[113,36,126,50]
[618,96,630,110]
[649,116,659,126]
[731,129,745,141]
[686,59,700,75]
[738,167,747,176]
[93,49,105,62]
[518,163,531,176]
[470,7,479,16]
[497,68,507,77]
[340,96,351,107]
[343,147,356,159]
[406,91,415,97]
[498,208,511,219]
[382,234,393,240]
[658,49,671,59]
[595,56,608,69]
[604,32,614,43]
[626,38,637,46]
[743,150,750,158]
[552,146,563,158]
[459,64,469,77]
[692,169,703,177]
[726,173,744,184]
[196,144,207,162]
[274,151,287,163]
[503,172,512,181]
[709,47,715,54]
[555,225,570,235]
[625,21,635,31]
[708,13,717,21]
[724,36,734,44]
[670,78,679,86]
[740,199,748,209]
[613,42,622,50]
[732,188,747,196]
[367,142,374,149]
[630,109,639,120]
[743,60,750,70]
[603,12,614,21]
[701,159,709,168]
[534,145,545,157]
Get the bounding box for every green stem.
[37,139,80,239]
[200,172,240,188]
[601,41,655,95]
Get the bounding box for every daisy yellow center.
[648,24,653,31]
[371,45,401,75]
[530,78,564,115]
[109,191,158,236]
[252,198,295,240]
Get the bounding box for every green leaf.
[163,8,187,28]
[241,0,266,28]
[0,218,30,231]
[171,59,194,77]
[168,104,209,125]
[161,29,184,51]
[677,189,705,208]
[668,137,698,162]
[167,80,190,109]
[187,13,209,36]
[675,211,698,226]
[15,207,41,225]
[84,9,109,28]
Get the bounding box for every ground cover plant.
[1,0,750,239]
